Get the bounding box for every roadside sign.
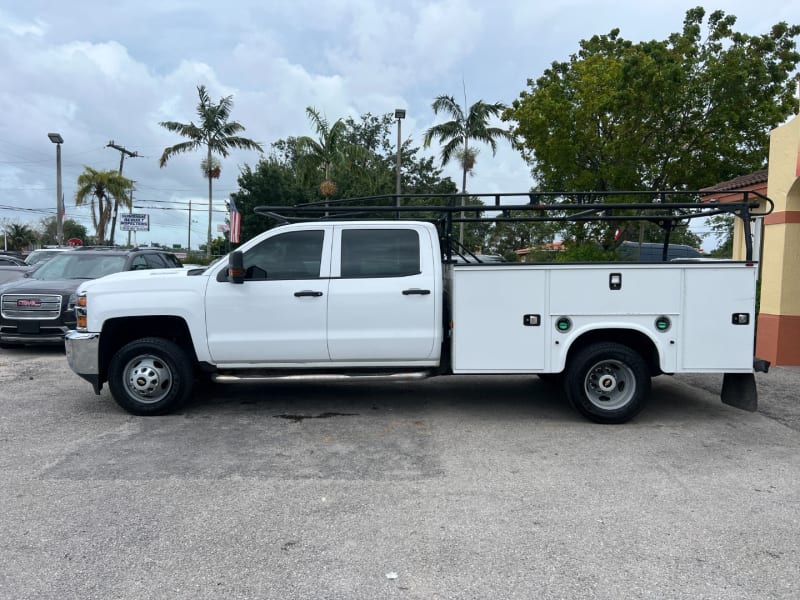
[120,214,150,231]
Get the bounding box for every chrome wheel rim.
[583,359,635,410]
[123,354,173,404]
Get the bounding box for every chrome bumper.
[64,331,102,394]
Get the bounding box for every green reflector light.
[655,316,671,332]
[556,317,571,332]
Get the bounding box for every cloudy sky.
[0,0,796,250]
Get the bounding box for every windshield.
[25,249,68,265]
[33,254,127,280]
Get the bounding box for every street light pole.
[394,109,406,219]
[48,133,64,245]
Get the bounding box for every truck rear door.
[326,224,441,362]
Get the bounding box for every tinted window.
[341,229,420,278]
[144,253,168,268]
[243,230,324,280]
[130,255,150,270]
[162,253,182,268]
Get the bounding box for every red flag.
[229,197,241,243]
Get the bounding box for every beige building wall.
[758,115,800,365]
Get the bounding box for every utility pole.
[106,140,139,246]
[47,133,64,244]
[126,186,134,247]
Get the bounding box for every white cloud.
[0,0,795,248]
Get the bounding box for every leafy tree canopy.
[74,167,134,245]
[3,223,37,251]
[231,112,473,245]
[503,7,799,250]
[506,7,799,191]
[38,217,88,246]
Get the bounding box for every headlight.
[75,292,88,331]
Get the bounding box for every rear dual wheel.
[564,342,650,424]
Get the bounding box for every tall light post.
[394,109,406,218]
[48,133,64,245]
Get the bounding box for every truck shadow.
[184,373,733,425]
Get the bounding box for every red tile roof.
[700,169,768,192]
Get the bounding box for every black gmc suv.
[0,247,183,347]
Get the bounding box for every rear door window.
[340,229,420,278]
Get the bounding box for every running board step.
[212,371,433,384]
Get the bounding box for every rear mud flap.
[721,373,758,412]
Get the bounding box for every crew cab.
[63,191,771,423]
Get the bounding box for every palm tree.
[423,95,514,243]
[296,106,347,198]
[159,85,263,257]
[75,167,133,244]
[5,223,37,251]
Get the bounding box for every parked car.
[0,255,26,266]
[24,247,74,266]
[0,247,183,346]
[0,263,34,285]
[617,241,704,262]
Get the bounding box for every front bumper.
[64,331,102,394]
[0,324,70,345]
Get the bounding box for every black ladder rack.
[253,190,774,263]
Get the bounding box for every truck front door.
[205,228,331,363]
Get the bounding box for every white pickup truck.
[64,192,770,423]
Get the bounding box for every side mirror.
[228,251,245,284]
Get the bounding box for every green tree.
[4,223,37,251]
[74,167,133,244]
[159,85,264,257]
[707,213,734,258]
[295,107,348,198]
[231,112,462,245]
[504,7,799,249]
[229,156,308,242]
[423,95,514,243]
[423,95,514,193]
[38,217,87,246]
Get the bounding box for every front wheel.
[563,342,650,424]
[108,337,194,415]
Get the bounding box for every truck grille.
[1,294,63,320]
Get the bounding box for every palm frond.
[431,95,463,121]
[159,140,202,167]
[440,138,463,166]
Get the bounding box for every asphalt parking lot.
[1,346,798,600]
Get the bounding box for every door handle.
[402,289,431,295]
[294,290,323,297]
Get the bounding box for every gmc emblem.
[17,299,42,307]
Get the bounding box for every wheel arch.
[98,316,197,382]
[561,327,662,376]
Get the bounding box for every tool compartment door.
[451,266,547,372]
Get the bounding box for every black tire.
[107,337,194,416]
[563,342,650,424]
